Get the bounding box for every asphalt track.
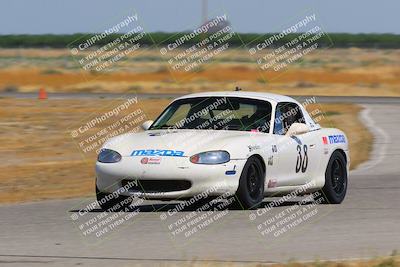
[0,98,399,266]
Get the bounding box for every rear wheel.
[320,151,348,204]
[235,157,265,209]
[96,185,132,211]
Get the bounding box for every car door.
[271,102,315,187]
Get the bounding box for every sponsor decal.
[141,157,161,164]
[248,145,261,152]
[268,179,277,188]
[272,144,277,153]
[267,155,274,166]
[328,134,346,144]
[131,149,184,157]
[322,136,328,145]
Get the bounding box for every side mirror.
[286,123,310,136]
[141,120,154,131]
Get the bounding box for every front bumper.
[95,156,246,199]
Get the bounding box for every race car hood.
[102,129,270,158]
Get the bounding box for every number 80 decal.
[295,144,308,173]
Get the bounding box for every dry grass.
[0,98,170,203]
[159,255,399,266]
[0,48,399,96]
[0,98,371,204]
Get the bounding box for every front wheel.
[235,157,265,209]
[319,151,348,204]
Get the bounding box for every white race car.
[95,91,349,210]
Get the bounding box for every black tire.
[96,185,131,211]
[320,151,348,204]
[235,157,265,209]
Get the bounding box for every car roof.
[175,91,321,130]
[176,91,296,103]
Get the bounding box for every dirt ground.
[0,48,399,96]
[0,98,371,203]
[178,255,399,267]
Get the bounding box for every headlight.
[190,151,230,164]
[97,149,122,163]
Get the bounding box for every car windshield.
[150,96,272,132]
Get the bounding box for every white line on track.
[351,105,390,174]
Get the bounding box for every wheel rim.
[331,158,346,195]
[247,163,262,200]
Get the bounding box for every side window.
[273,102,305,135]
[274,106,285,135]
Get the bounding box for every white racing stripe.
[351,104,390,174]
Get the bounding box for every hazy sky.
[1,0,399,34]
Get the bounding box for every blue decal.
[225,165,237,175]
[290,136,302,145]
[131,149,185,157]
[328,134,346,144]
